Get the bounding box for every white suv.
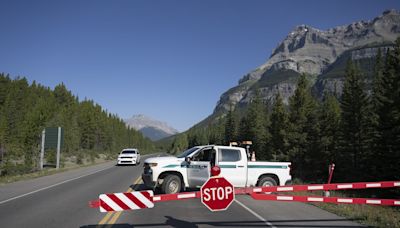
[117,148,140,165]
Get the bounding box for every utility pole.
[56,127,61,169]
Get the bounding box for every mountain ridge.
[211,9,400,118]
[125,114,179,141]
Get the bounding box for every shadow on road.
[81,217,365,228]
[129,183,147,191]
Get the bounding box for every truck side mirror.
[185,157,191,164]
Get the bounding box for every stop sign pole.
[201,166,235,211]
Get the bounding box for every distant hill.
[125,114,179,141]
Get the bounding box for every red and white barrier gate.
[90,180,400,212]
[251,194,400,206]
[98,190,154,212]
[248,180,400,206]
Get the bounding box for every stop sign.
[201,176,235,211]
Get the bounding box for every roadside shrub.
[76,152,84,165]
[0,160,31,176]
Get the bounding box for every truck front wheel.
[161,175,182,194]
[258,176,277,187]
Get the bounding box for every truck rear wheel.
[258,176,277,187]
[161,175,182,194]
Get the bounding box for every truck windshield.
[176,147,199,158]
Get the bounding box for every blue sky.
[1,0,399,131]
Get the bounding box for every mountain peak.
[125,114,178,141]
[253,9,400,77]
[382,9,399,16]
[217,9,400,116]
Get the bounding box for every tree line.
[0,77,155,175]
[169,38,400,183]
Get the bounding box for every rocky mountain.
[209,9,400,123]
[125,114,179,141]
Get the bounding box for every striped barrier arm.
[251,193,400,206]
[250,181,400,194]
[99,190,154,212]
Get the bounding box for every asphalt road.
[0,155,364,228]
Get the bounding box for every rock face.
[125,114,179,141]
[211,9,400,120]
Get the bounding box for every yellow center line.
[98,212,114,225]
[107,211,122,225]
[97,176,142,226]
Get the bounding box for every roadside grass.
[0,154,112,185]
[314,196,400,228]
[288,180,400,228]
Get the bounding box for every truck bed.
[247,161,291,186]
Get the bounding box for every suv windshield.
[176,147,199,158]
[121,150,136,154]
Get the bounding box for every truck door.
[187,148,212,188]
[217,148,247,187]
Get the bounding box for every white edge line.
[234,199,276,228]
[0,165,113,205]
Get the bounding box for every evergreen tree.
[339,59,372,181]
[208,121,224,145]
[287,73,320,180]
[0,75,156,176]
[188,128,208,147]
[370,48,385,178]
[372,48,385,114]
[238,116,250,142]
[245,90,268,160]
[169,133,188,154]
[319,93,341,164]
[269,92,289,161]
[224,106,238,144]
[373,38,400,180]
[264,101,272,156]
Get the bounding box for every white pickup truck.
[142,145,292,194]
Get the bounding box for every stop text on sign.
[203,186,234,201]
